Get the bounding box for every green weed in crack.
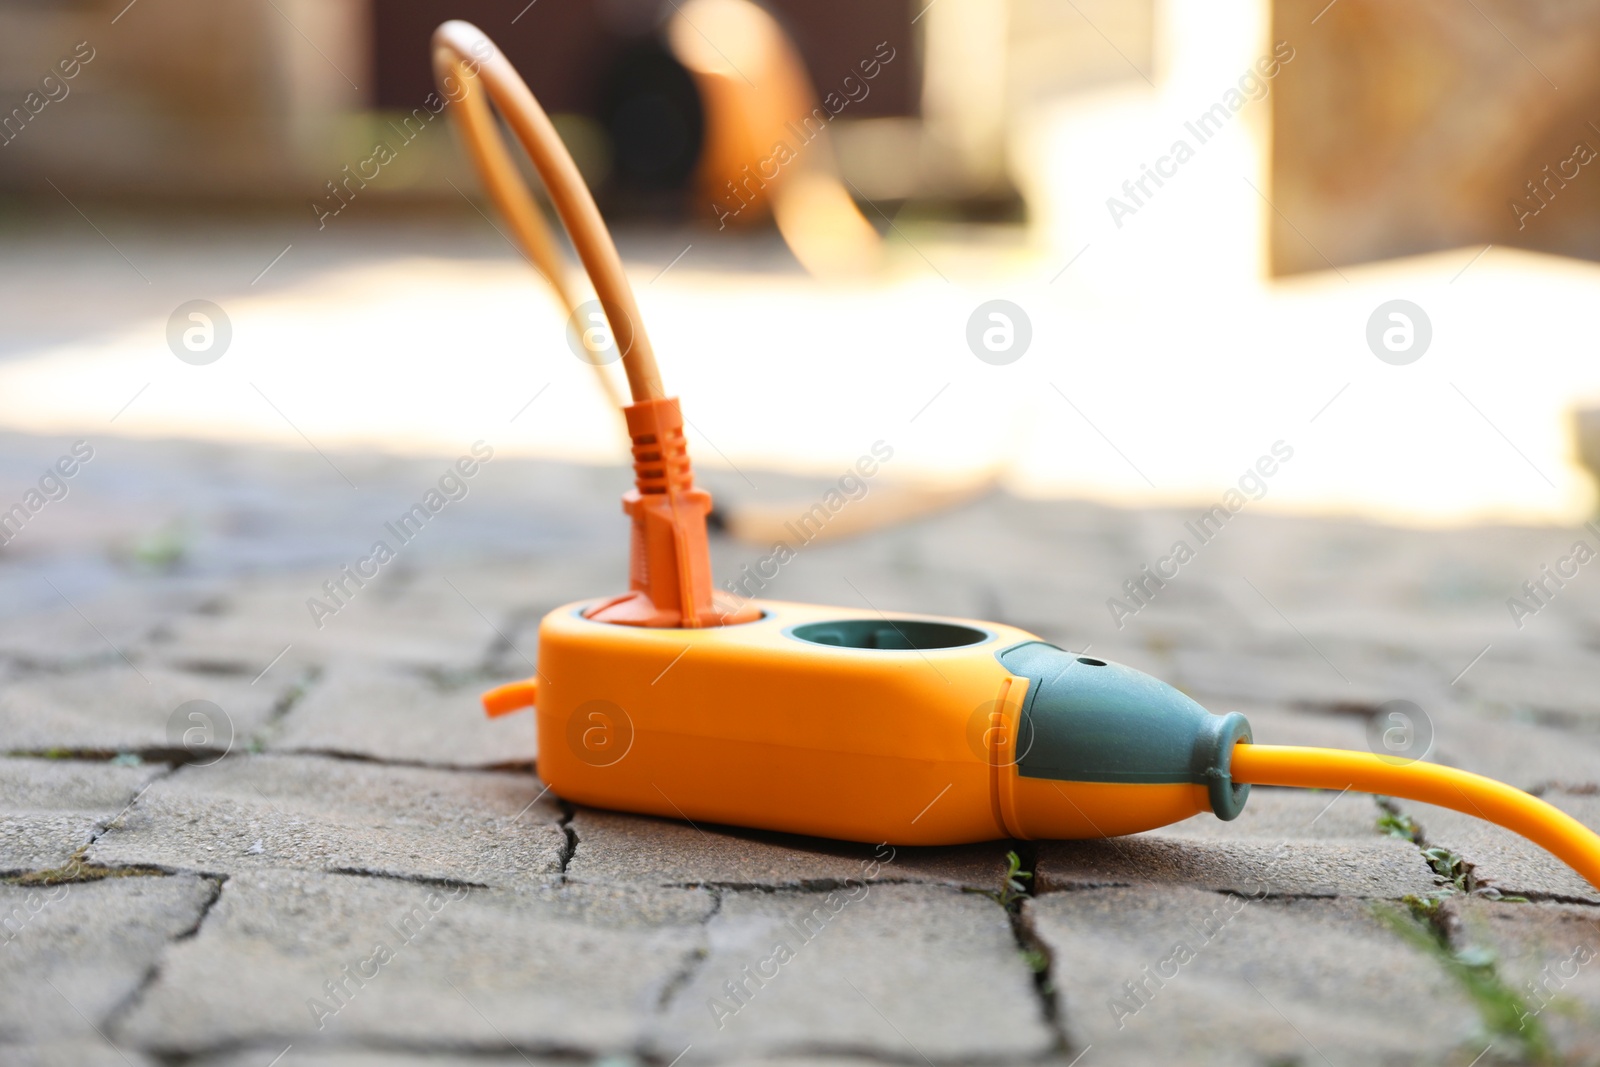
[1376,805,1422,844]
[977,847,1065,1047]
[1422,847,1474,895]
[2,844,168,889]
[1374,901,1553,1065]
[966,849,1031,909]
[998,849,1033,908]
[1371,797,1554,1063]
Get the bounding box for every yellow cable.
[1231,744,1600,891]
[431,21,664,403]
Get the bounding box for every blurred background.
[3,0,1600,587]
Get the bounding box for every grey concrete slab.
[146,575,501,677]
[1449,897,1600,1062]
[190,1053,551,1067]
[567,808,1012,891]
[1036,787,1440,898]
[1222,701,1372,750]
[269,666,537,769]
[142,583,324,680]
[117,870,714,1055]
[0,589,205,672]
[0,875,215,1044]
[1170,645,1449,713]
[1028,886,1481,1066]
[1391,794,1600,904]
[1459,654,1600,726]
[648,884,1054,1062]
[0,757,165,872]
[0,663,288,756]
[1430,706,1600,793]
[0,1041,159,1067]
[86,755,565,886]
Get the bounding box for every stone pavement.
[2,434,1599,1066]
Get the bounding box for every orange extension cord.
[431,20,663,404]
[434,25,1600,885]
[1232,744,1600,891]
[432,21,756,629]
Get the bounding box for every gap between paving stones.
[2,660,317,766]
[4,732,557,1060]
[102,874,228,1042]
[654,891,724,1014]
[648,884,1057,1065]
[1002,842,1072,1058]
[1374,791,1600,1063]
[18,591,1593,1063]
[259,746,536,775]
[558,812,1065,1060]
[1,760,186,881]
[1383,794,1600,907]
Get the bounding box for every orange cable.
[1232,744,1600,891]
[431,21,664,403]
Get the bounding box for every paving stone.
[0,1041,159,1067]
[1459,655,1600,727]
[0,875,214,1044]
[86,755,565,886]
[1391,794,1600,904]
[0,664,288,756]
[0,588,205,671]
[117,870,714,1055]
[1430,706,1600,793]
[1036,787,1440,898]
[1170,645,1449,713]
[190,1053,549,1067]
[1448,897,1600,1062]
[142,583,327,680]
[567,808,1011,891]
[682,1059,898,1067]
[147,575,500,676]
[270,667,536,769]
[1027,886,1481,1066]
[1220,701,1372,750]
[0,757,165,872]
[648,884,1053,1062]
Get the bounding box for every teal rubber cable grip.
[998,642,1253,820]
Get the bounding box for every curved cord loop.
[432,21,664,403]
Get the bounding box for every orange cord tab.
[584,397,761,628]
[482,679,539,717]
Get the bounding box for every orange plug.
[584,397,761,628]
